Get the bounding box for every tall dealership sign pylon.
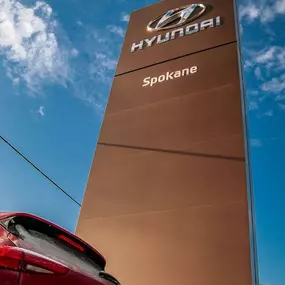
[76,1,258,285]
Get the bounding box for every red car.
[0,212,120,285]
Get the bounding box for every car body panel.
[19,270,108,285]
[0,269,19,285]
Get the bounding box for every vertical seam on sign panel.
[233,1,259,285]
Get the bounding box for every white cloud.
[239,0,285,23]
[71,48,79,57]
[256,47,276,64]
[71,25,122,113]
[0,0,71,93]
[278,103,285,110]
[275,0,285,13]
[248,101,259,110]
[0,1,122,113]
[94,52,117,70]
[37,105,45,116]
[239,23,243,35]
[250,139,262,147]
[245,46,285,78]
[107,25,125,37]
[243,45,285,110]
[85,29,119,80]
[34,1,52,17]
[121,13,130,22]
[261,75,285,93]
[264,109,273,116]
[248,90,259,96]
[76,20,83,26]
[12,77,19,85]
[254,67,264,80]
[244,59,253,69]
[275,94,285,101]
[239,4,260,21]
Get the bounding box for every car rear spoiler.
[0,212,106,269]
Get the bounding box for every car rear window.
[8,216,105,276]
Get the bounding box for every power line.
[0,135,81,207]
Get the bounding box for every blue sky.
[239,1,285,284]
[0,0,284,284]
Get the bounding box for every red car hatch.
[0,213,120,285]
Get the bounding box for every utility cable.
[0,135,81,207]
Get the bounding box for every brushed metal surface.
[79,145,247,220]
[77,0,252,285]
[77,202,252,285]
[100,43,244,158]
[107,43,240,114]
[116,0,237,75]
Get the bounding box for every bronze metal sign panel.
[76,1,254,285]
[77,145,251,285]
[100,43,245,159]
[116,0,237,75]
[79,145,248,220]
